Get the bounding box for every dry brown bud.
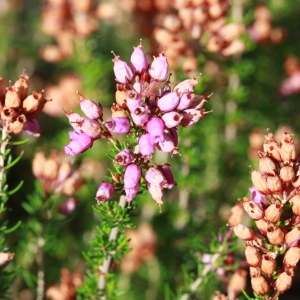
[8,114,26,135]
[57,161,72,182]
[280,132,296,162]
[245,246,261,267]
[249,267,259,277]
[22,91,48,119]
[261,254,276,275]
[285,227,300,246]
[232,224,254,241]
[263,132,281,161]
[228,202,244,226]
[275,270,293,293]
[32,152,46,179]
[290,195,300,215]
[242,197,264,220]
[0,252,14,265]
[266,175,282,193]
[212,292,228,300]
[258,153,277,175]
[59,172,84,196]
[0,77,6,103]
[228,269,247,293]
[115,89,127,108]
[111,104,128,118]
[284,247,300,266]
[251,170,268,194]
[255,219,268,234]
[44,155,59,180]
[5,86,21,109]
[280,164,295,182]
[264,201,282,223]
[266,224,285,245]
[1,106,18,122]
[14,73,29,101]
[251,274,270,295]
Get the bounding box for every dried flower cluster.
[40,0,98,62]
[32,151,84,212]
[0,72,47,136]
[233,130,300,299]
[46,268,83,300]
[121,223,157,274]
[64,42,211,206]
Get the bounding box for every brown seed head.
[264,201,283,223]
[255,219,268,234]
[263,132,281,161]
[258,152,277,175]
[245,246,261,267]
[250,273,270,295]
[285,227,300,246]
[14,73,29,101]
[0,77,6,102]
[228,202,244,226]
[1,107,18,122]
[32,152,46,179]
[275,270,293,293]
[280,132,296,162]
[266,175,282,193]
[290,195,300,216]
[228,269,247,293]
[232,224,254,241]
[5,86,21,109]
[284,247,300,266]
[280,164,295,183]
[261,254,276,275]
[8,114,26,135]
[242,197,264,220]
[251,170,268,194]
[266,224,285,245]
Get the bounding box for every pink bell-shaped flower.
[64,132,93,156]
[146,117,165,143]
[115,148,135,166]
[112,52,134,84]
[96,181,115,203]
[124,164,142,189]
[130,41,148,74]
[149,52,168,82]
[138,132,155,157]
[157,91,180,112]
[105,117,130,134]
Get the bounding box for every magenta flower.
[177,93,192,110]
[149,53,169,82]
[139,133,155,157]
[96,181,115,204]
[80,119,102,138]
[146,117,165,143]
[78,95,103,120]
[24,118,41,137]
[59,197,77,215]
[131,105,149,126]
[249,186,268,208]
[161,112,183,128]
[125,182,140,202]
[157,129,178,154]
[181,109,203,127]
[126,90,142,112]
[124,164,142,189]
[64,132,93,156]
[66,112,85,132]
[157,92,180,112]
[112,54,134,84]
[115,148,135,166]
[158,164,176,189]
[105,117,130,134]
[130,43,148,74]
[173,78,198,95]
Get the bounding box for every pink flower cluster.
[64,41,211,206]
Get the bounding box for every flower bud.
[78,93,103,120]
[112,54,134,84]
[290,195,300,215]
[181,108,205,127]
[157,92,180,112]
[275,270,293,293]
[147,183,164,206]
[5,86,21,109]
[125,182,139,202]
[177,92,193,110]
[245,246,261,267]
[14,73,29,101]
[124,164,141,189]
[64,132,93,156]
[284,247,300,266]
[115,148,135,166]
[261,254,276,275]
[105,117,130,134]
[96,181,115,203]
[131,105,149,126]
[149,52,168,81]
[66,112,85,132]
[157,129,179,155]
[264,201,283,223]
[115,87,127,108]
[161,111,183,128]
[233,224,254,241]
[146,117,165,143]
[59,197,77,215]
[251,273,270,295]
[258,153,277,175]
[255,219,268,234]
[130,43,148,74]
[228,269,247,294]
[158,164,176,189]
[126,90,142,112]
[138,133,155,157]
[228,202,244,226]
[263,132,282,161]
[266,175,282,193]
[57,161,72,183]
[173,78,198,95]
[111,104,127,118]
[242,197,264,220]
[267,225,285,245]
[280,132,296,162]
[251,170,268,194]
[22,91,44,116]
[24,119,41,137]
[145,167,168,188]
[280,164,295,182]
[80,119,102,138]
[285,227,300,247]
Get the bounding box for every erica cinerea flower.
[64,41,211,207]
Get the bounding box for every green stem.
[0,124,9,196]
[98,195,127,300]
